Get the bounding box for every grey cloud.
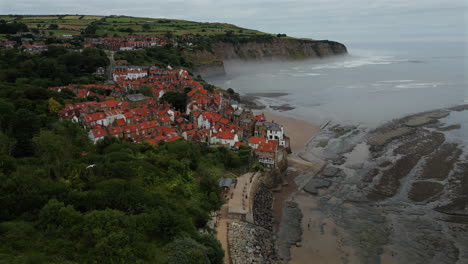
[3,0,467,43]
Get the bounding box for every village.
[50,62,290,170]
[1,24,294,263]
[0,33,196,52]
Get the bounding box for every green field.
[0,15,275,37]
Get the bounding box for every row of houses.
[84,35,166,51]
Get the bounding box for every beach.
[256,110,353,263]
[269,105,468,264]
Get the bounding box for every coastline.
[253,103,468,264]
[252,108,342,263]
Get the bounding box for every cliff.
[212,39,347,60]
[189,38,347,76]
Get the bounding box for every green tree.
[142,24,151,31]
[159,91,187,111]
[48,97,61,113]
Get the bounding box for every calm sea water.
[207,42,468,127]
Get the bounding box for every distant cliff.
[189,39,347,76]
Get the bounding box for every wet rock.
[276,201,302,262]
[321,165,341,177]
[303,178,331,195]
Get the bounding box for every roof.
[216,132,236,140]
[91,128,107,138]
[256,121,282,132]
[249,137,266,145]
[256,142,277,153]
[109,127,123,135]
[116,118,126,126]
[126,93,146,102]
[100,100,120,109]
[218,178,233,188]
[255,114,266,121]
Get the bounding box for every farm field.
[0,15,274,37]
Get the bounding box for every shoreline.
[242,94,467,263]
[273,104,468,264]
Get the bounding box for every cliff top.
[0,14,293,38]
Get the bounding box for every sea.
[207,41,468,262]
[206,41,468,128]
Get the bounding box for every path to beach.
[215,204,231,264]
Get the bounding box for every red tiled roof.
[217,132,236,140]
[160,116,171,122]
[91,128,107,138]
[256,142,277,153]
[109,127,123,135]
[249,137,266,145]
[116,118,126,126]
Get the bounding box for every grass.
[1,15,297,40]
[1,15,272,37]
[44,29,80,35]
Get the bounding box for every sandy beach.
[288,193,358,264]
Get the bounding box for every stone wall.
[228,221,280,264]
[252,184,274,230]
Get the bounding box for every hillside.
[1,15,347,76]
[0,15,271,37]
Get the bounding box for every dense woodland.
[0,47,253,263]
[0,46,109,88]
[114,45,194,68]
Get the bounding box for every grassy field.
[1,15,274,37]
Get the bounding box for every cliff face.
[190,39,347,76]
[212,39,347,60]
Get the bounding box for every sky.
[3,0,468,43]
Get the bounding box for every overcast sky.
[3,0,467,43]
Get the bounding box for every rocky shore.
[276,104,468,263]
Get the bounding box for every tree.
[159,91,187,111]
[142,24,151,31]
[48,98,61,113]
[32,129,72,178]
[226,88,234,94]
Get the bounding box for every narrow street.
[106,51,115,81]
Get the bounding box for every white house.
[210,132,239,147]
[105,113,126,127]
[256,121,286,147]
[197,114,211,129]
[126,70,147,80]
[89,128,107,143]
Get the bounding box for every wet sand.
[289,193,358,264]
